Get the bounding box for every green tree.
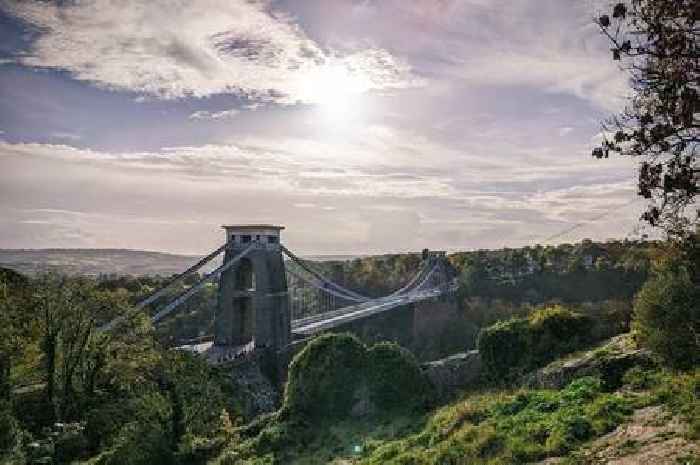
[632,239,700,369]
[30,275,144,420]
[594,1,698,235]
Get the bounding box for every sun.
[301,63,370,123]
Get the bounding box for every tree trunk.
[0,353,10,402]
[44,334,57,420]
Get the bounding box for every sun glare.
[301,63,369,123]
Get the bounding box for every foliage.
[632,238,700,369]
[284,334,430,421]
[594,1,698,235]
[284,333,368,420]
[97,392,175,465]
[0,400,25,463]
[360,376,635,465]
[366,342,432,412]
[453,239,653,306]
[477,306,595,382]
[0,270,237,465]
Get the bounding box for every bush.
[476,318,530,380]
[633,266,699,369]
[98,393,175,465]
[366,342,431,412]
[0,400,24,462]
[86,401,136,452]
[54,426,89,464]
[477,306,594,381]
[528,306,594,364]
[284,333,367,420]
[283,334,430,421]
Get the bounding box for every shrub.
[528,306,594,365]
[632,266,699,369]
[284,333,367,420]
[54,427,89,464]
[86,401,136,452]
[284,334,431,421]
[0,400,24,461]
[98,393,175,465]
[585,394,632,435]
[366,342,431,412]
[477,318,530,381]
[477,306,594,381]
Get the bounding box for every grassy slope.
[212,339,699,465]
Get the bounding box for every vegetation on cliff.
[477,306,595,382]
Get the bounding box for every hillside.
[208,334,699,465]
[0,248,214,277]
[0,249,366,277]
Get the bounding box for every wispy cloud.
[189,109,240,121]
[3,0,421,104]
[50,131,82,141]
[310,0,629,111]
[559,127,574,137]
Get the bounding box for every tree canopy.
[594,0,698,236]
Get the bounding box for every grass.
[209,353,700,465]
[359,376,635,465]
[357,366,699,465]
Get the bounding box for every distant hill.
[0,249,366,277]
[0,249,216,277]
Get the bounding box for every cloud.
[3,0,421,103]
[50,131,81,141]
[0,122,637,209]
[189,109,240,121]
[303,0,629,111]
[559,127,574,137]
[0,128,645,253]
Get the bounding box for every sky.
[0,0,650,255]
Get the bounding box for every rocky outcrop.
[421,350,482,399]
[522,334,656,391]
[229,360,280,420]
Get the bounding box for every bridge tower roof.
[221,224,285,231]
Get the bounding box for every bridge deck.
[291,286,451,337]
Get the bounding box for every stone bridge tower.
[214,225,291,352]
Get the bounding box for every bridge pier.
[214,225,291,353]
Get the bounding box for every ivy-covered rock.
[283,334,430,421]
[283,333,367,420]
[367,342,432,412]
[477,305,595,382]
[523,334,656,391]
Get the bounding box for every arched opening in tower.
[233,257,256,345]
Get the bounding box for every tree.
[594,1,698,236]
[632,258,699,369]
[30,274,143,420]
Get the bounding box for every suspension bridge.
[102,225,457,368]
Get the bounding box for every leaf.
[612,3,627,19]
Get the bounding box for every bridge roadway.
[180,281,457,364]
[291,281,457,337]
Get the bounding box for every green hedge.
[477,305,594,381]
[283,334,430,421]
